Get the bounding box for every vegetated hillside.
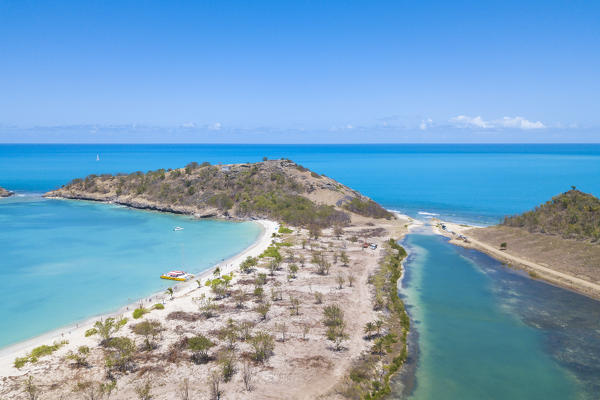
[45,159,393,228]
[0,186,13,197]
[502,189,600,242]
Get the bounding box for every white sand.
[0,219,278,377]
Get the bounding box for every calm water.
[0,195,261,348]
[1,144,599,397]
[399,232,600,399]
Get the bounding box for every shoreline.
[432,219,600,301]
[0,218,278,376]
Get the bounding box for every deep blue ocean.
[1,144,599,398]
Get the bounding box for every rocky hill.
[44,159,393,228]
[0,186,13,197]
[502,189,600,242]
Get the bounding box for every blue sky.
[1,0,599,143]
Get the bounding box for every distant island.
[2,160,411,400]
[439,189,600,299]
[0,186,13,197]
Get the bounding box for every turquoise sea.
[1,144,600,397]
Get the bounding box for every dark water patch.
[456,247,600,398]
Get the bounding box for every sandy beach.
[0,219,278,377]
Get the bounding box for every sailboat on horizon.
[96,154,100,161]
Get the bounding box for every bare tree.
[178,378,190,400]
[209,370,223,400]
[302,323,311,341]
[314,291,323,304]
[135,379,153,400]
[347,273,355,287]
[336,273,345,289]
[275,322,288,342]
[23,376,40,400]
[242,361,255,391]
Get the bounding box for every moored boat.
[160,270,192,281]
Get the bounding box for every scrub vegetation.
[46,159,393,229]
[503,189,600,242]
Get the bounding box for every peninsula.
[1,160,411,400]
[437,189,600,299]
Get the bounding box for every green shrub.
[133,307,149,319]
[278,226,293,234]
[85,328,98,337]
[152,303,165,310]
[14,340,68,368]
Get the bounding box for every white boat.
[173,226,184,231]
[160,270,192,281]
[96,154,100,161]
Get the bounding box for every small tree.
[233,290,246,308]
[23,376,40,400]
[105,337,136,373]
[219,351,236,382]
[255,301,271,321]
[268,260,279,276]
[288,264,299,278]
[340,252,350,266]
[135,379,153,400]
[94,316,127,345]
[188,335,215,364]
[66,345,90,368]
[347,273,355,287]
[336,273,345,289]
[131,320,163,351]
[242,361,255,391]
[275,322,288,342]
[326,323,348,351]
[178,378,190,400]
[165,287,174,300]
[197,294,218,318]
[374,319,384,337]
[290,295,301,316]
[250,331,275,362]
[302,323,311,341]
[500,242,507,250]
[209,370,223,400]
[334,226,344,239]
[240,256,258,273]
[314,292,323,304]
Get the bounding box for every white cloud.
[419,118,434,130]
[497,116,545,130]
[181,122,196,128]
[450,115,491,128]
[450,115,545,130]
[207,122,222,131]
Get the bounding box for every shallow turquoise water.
[0,195,261,348]
[400,232,600,399]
